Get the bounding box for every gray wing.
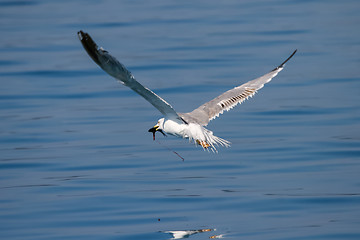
[78,31,184,122]
[181,50,297,126]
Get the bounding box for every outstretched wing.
[78,30,184,122]
[181,50,297,126]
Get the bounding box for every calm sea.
[1,0,359,239]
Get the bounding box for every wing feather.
[78,31,184,122]
[181,50,297,126]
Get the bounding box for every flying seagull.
[78,30,296,152]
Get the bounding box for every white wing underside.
[78,30,296,128]
[180,50,297,126]
[78,31,184,122]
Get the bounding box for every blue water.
[1,0,360,239]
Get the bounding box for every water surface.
[1,0,360,239]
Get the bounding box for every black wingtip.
[77,30,101,65]
[272,49,297,71]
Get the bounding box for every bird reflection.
[163,228,212,239]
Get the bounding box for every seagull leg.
[196,140,210,149]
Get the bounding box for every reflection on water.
[1,0,360,240]
[163,228,213,239]
[209,234,224,239]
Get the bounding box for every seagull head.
[148,118,166,140]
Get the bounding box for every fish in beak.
[148,125,166,140]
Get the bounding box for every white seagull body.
[78,31,296,152]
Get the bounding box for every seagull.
[78,31,296,152]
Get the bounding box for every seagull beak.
[148,125,159,141]
[148,125,166,140]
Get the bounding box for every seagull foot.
[196,140,210,149]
